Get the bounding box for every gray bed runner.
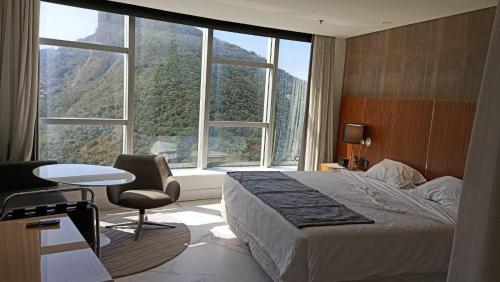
[227,171,374,228]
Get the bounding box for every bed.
[221,169,458,282]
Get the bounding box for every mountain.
[39,14,307,167]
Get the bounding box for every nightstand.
[319,163,346,172]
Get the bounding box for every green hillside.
[39,14,307,167]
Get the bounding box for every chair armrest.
[164,176,180,203]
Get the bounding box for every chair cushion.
[0,186,67,214]
[118,189,172,209]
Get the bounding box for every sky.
[40,2,311,80]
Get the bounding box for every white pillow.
[410,176,463,208]
[365,159,426,188]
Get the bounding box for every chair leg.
[105,222,136,228]
[143,221,176,228]
[107,209,176,241]
[134,209,145,241]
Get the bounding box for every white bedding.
[221,170,457,282]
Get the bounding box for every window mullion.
[198,28,213,169]
[39,118,127,126]
[123,16,135,154]
[261,38,279,168]
[211,58,273,69]
[39,38,128,54]
[208,121,269,128]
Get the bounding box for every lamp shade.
[343,123,365,144]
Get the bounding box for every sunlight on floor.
[105,200,271,282]
[197,203,223,211]
[164,210,225,225]
[210,224,237,239]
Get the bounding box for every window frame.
[38,14,135,158]
[199,29,280,168]
[38,4,307,169]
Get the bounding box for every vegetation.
[39,14,307,167]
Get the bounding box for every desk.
[33,164,135,248]
[0,215,112,282]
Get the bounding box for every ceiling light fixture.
[318,19,324,24]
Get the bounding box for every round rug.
[100,222,190,278]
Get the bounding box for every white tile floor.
[104,199,272,282]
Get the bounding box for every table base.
[100,233,111,248]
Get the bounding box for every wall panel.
[426,101,476,179]
[336,8,494,179]
[336,97,476,179]
[343,8,495,101]
[362,98,395,166]
[386,100,434,174]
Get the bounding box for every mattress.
[221,170,457,282]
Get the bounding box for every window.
[38,2,311,169]
[39,46,124,119]
[39,124,123,165]
[39,2,127,165]
[213,30,268,63]
[210,64,266,122]
[272,40,311,166]
[40,2,124,47]
[208,127,262,167]
[133,18,202,168]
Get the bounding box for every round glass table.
[33,164,135,249]
[33,164,135,187]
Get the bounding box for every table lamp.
[343,123,365,169]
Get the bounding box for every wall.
[337,8,496,179]
[343,8,495,101]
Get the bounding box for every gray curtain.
[300,35,345,171]
[447,6,500,282]
[0,0,40,162]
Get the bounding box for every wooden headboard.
[336,96,476,179]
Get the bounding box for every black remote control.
[26,219,61,228]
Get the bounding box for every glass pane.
[210,64,266,121]
[213,30,268,63]
[133,18,203,168]
[272,40,312,166]
[39,124,123,165]
[208,127,262,167]
[39,46,124,119]
[40,2,124,47]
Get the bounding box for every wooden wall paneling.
[342,7,494,101]
[387,99,434,175]
[335,96,365,160]
[337,8,493,177]
[362,98,396,167]
[435,47,467,100]
[426,101,476,179]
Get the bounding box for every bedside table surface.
[319,163,346,171]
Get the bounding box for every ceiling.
[111,0,497,38]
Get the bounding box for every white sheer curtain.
[300,35,345,171]
[447,6,500,282]
[0,0,40,162]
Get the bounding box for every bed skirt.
[221,198,282,281]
